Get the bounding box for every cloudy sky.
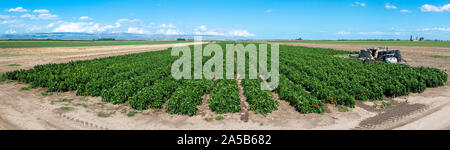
[0,0,450,40]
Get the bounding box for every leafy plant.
[20,85,32,90]
[97,112,109,118]
[337,105,349,112]
[215,116,224,120]
[8,64,21,66]
[0,73,5,82]
[381,101,391,108]
[59,106,74,111]
[209,79,241,114]
[127,111,136,117]
[40,91,52,96]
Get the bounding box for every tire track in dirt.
[354,94,450,130]
[0,82,110,130]
[55,112,109,130]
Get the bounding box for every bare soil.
[0,43,449,130]
[0,43,195,73]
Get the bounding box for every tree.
[410,35,413,41]
[419,37,424,41]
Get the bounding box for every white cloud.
[37,13,59,20]
[118,18,140,23]
[158,29,183,35]
[357,31,387,35]
[417,27,450,32]
[400,9,411,13]
[264,9,273,13]
[198,25,207,31]
[0,15,10,20]
[21,13,59,20]
[159,24,176,28]
[127,27,146,34]
[192,25,227,36]
[337,31,351,35]
[26,22,59,32]
[420,4,450,12]
[53,18,137,33]
[352,2,366,7]
[228,29,255,37]
[20,14,33,18]
[1,20,18,24]
[47,22,56,28]
[33,9,50,13]
[8,7,28,12]
[385,3,397,9]
[5,29,16,34]
[194,31,225,36]
[79,16,93,20]
[53,22,117,33]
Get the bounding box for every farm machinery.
[349,47,407,65]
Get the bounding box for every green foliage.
[8,64,21,66]
[40,91,52,96]
[129,77,178,110]
[278,44,447,111]
[59,107,75,111]
[0,73,5,82]
[381,101,391,108]
[241,78,278,114]
[215,116,224,120]
[97,112,109,118]
[96,38,115,41]
[4,42,447,116]
[127,111,136,117]
[20,85,32,90]
[276,75,324,113]
[337,105,349,112]
[426,55,450,59]
[209,79,241,114]
[166,80,214,116]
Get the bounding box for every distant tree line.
[337,39,402,41]
[95,38,115,41]
[337,38,449,42]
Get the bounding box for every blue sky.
[1,0,449,40]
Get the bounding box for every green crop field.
[0,40,191,48]
[2,42,447,116]
[273,40,450,48]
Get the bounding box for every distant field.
[273,40,450,48]
[0,40,190,48]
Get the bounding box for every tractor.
[349,46,407,65]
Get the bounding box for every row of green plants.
[209,79,242,114]
[275,75,325,113]
[241,78,279,114]
[6,50,172,93]
[165,80,214,116]
[129,77,179,110]
[239,46,279,114]
[4,42,447,116]
[277,45,447,109]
